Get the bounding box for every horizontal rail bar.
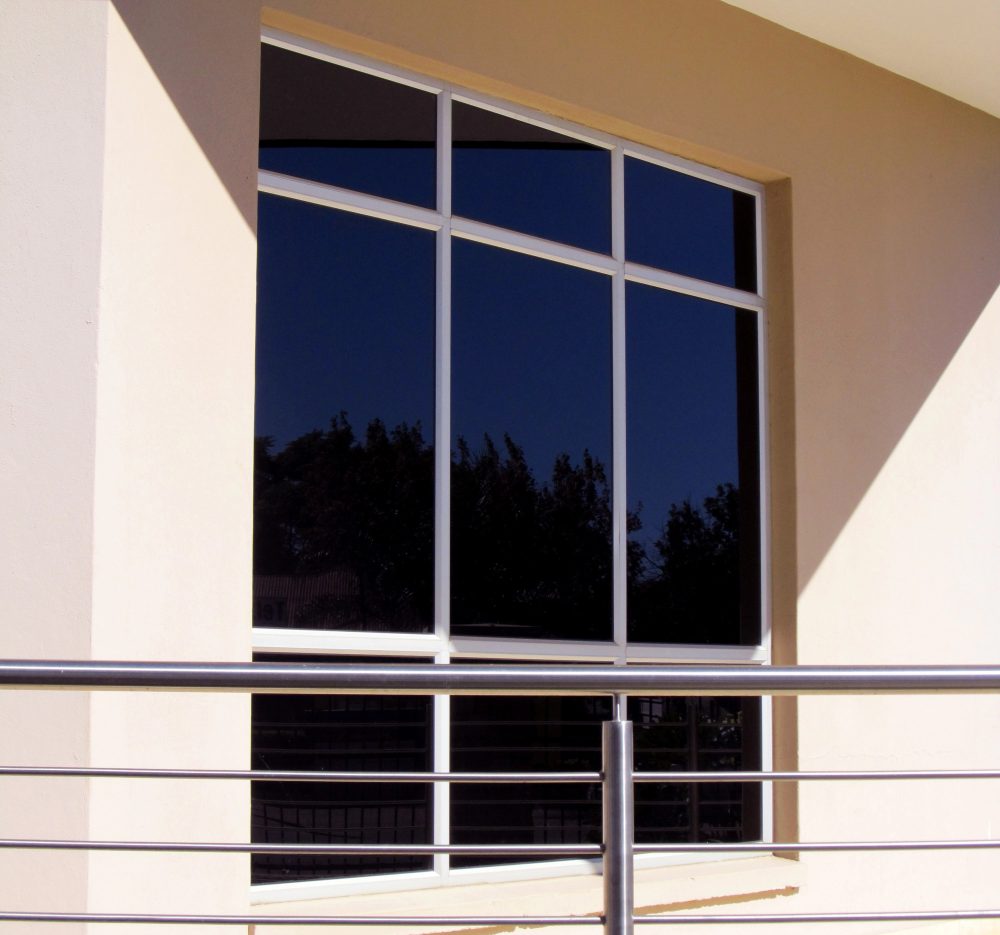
[5,837,999,856]
[1,910,998,926]
[0,839,602,856]
[3,660,1000,695]
[0,912,600,926]
[633,910,1000,924]
[3,766,999,783]
[635,840,1000,854]
[0,767,601,783]
[634,769,1000,782]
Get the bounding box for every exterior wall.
[2,0,999,931]
[2,0,258,931]
[0,1,110,928]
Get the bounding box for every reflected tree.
[254,415,741,642]
[628,483,742,644]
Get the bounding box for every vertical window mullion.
[433,88,453,878]
[611,145,628,660]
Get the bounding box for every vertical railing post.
[602,711,634,935]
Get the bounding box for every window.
[253,33,768,896]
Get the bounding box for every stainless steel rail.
[2,659,1000,933]
[4,659,1000,694]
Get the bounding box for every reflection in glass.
[251,656,432,883]
[259,44,436,207]
[626,285,761,645]
[451,241,613,640]
[453,102,610,253]
[254,194,435,632]
[625,157,757,291]
[451,688,760,866]
[450,693,608,868]
[633,696,761,844]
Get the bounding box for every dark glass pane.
[259,44,436,207]
[632,696,761,844]
[254,194,435,633]
[251,656,432,884]
[451,686,760,867]
[453,102,610,253]
[450,693,610,868]
[626,285,761,645]
[451,241,613,640]
[625,157,757,291]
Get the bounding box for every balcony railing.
[2,660,1000,931]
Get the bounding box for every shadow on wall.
[111,0,260,230]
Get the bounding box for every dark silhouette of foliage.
[628,483,742,644]
[253,414,434,632]
[254,414,742,642]
[450,435,612,639]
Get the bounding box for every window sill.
[249,855,803,934]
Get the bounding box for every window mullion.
[434,88,454,877]
[611,145,627,660]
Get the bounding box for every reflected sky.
[453,101,610,253]
[255,193,435,447]
[259,44,436,207]
[452,239,611,473]
[626,157,757,291]
[626,284,744,549]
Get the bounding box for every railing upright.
[602,712,634,935]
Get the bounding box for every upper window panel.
[452,102,611,254]
[259,44,436,208]
[451,240,613,641]
[625,157,757,292]
[625,285,761,646]
[254,194,436,633]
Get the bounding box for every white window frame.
[253,27,772,904]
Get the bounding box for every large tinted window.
[255,40,767,889]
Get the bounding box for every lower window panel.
[251,689,433,884]
[251,679,760,884]
[450,695,760,868]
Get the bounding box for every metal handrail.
[2,660,1000,932]
[4,659,1000,694]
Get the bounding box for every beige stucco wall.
[2,0,1000,931]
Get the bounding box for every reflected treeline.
[628,483,743,645]
[254,415,746,643]
[254,415,434,632]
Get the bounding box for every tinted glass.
[450,693,608,868]
[625,157,757,291]
[251,655,432,883]
[259,44,436,207]
[626,285,761,645]
[453,102,611,253]
[254,194,435,633]
[451,241,613,640]
[450,688,760,867]
[633,696,761,843]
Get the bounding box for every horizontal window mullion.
[449,637,618,661]
[450,217,619,276]
[625,643,767,665]
[624,261,764,310]
[622,145,765,198]
[258,170,444,231]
